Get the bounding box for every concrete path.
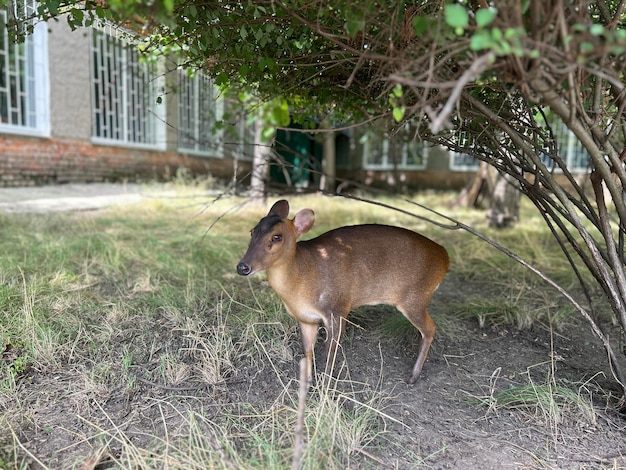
[0,183,163,213]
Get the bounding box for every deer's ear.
[293,209,315,236]
[268,200,290,219]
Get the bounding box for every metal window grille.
[239,111,256,161]
[0,0,45,132]
[178,71,223,156]
[539,120,591,173]
[91,28,163,148]
[363,124,428,170]
[556,120,590,172]
[450,129,480,171]
[404,140,428,168]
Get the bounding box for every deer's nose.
[237,262,252,276]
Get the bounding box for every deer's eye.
[272,234,282,242]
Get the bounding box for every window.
[540,120,590,172]
[91,28,165,148]
[178,71,224,156]
[236,110,257,161]
[450,128,480,171]
[404,135,428,168]
[363,133,389,168]
[450,152,480,171]
[0,0,49,136]
[222,105,257,161]
[363,125,427,169]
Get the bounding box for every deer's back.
[297,224,449,306]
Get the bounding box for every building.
[0,4,254,187]
[0,2,590,191]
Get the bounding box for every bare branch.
[425,52,495,134]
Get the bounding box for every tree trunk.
[449,161,492,208]
[250,122,273,201]
[449,161,520,227]
[486,169,520,228]
[320,126,336,193]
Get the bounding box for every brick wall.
[0,135,249,187]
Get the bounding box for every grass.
[0,187,620,468]
[456,295,575,331]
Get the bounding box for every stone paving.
[0,183,163,213]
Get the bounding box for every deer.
[236,199,449,384]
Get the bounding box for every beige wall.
[47,21,92,140]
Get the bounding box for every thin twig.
[427,52,495,134]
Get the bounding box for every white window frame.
[362,134,389,169]
[0,0,49,137]
[449,152,480,171]
[235,109,257,162]
[540,120,590,173]
[362,126,428,170]
[177,71,224,157]
[90,26,165,150]
[450,128,480,171]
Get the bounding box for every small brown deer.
[237,200,449,383]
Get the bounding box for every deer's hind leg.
[397,296,437,384]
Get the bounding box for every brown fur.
[237,200,449,384]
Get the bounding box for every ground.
[0,187,625,469]
[321,272,626,469]
[6,271,625,469]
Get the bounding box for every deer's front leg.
[299,321,319,383]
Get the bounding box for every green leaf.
[444,4,469,30]
[393,106,405,122]
[270,101,290,127]
[470,30,492,51]
[579,41,595,53]
[412,16,429,36]
[238,64,250,76]
[261,126,276,142]
[162,0,174,14]
[215,72,229,86]
[71,8,84,25]
[475,8,496,28]
[392,84,403,98]
[504,27,520,39]
[258,57,277,72]
[345,17,365,37]
[589,24,604,36]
